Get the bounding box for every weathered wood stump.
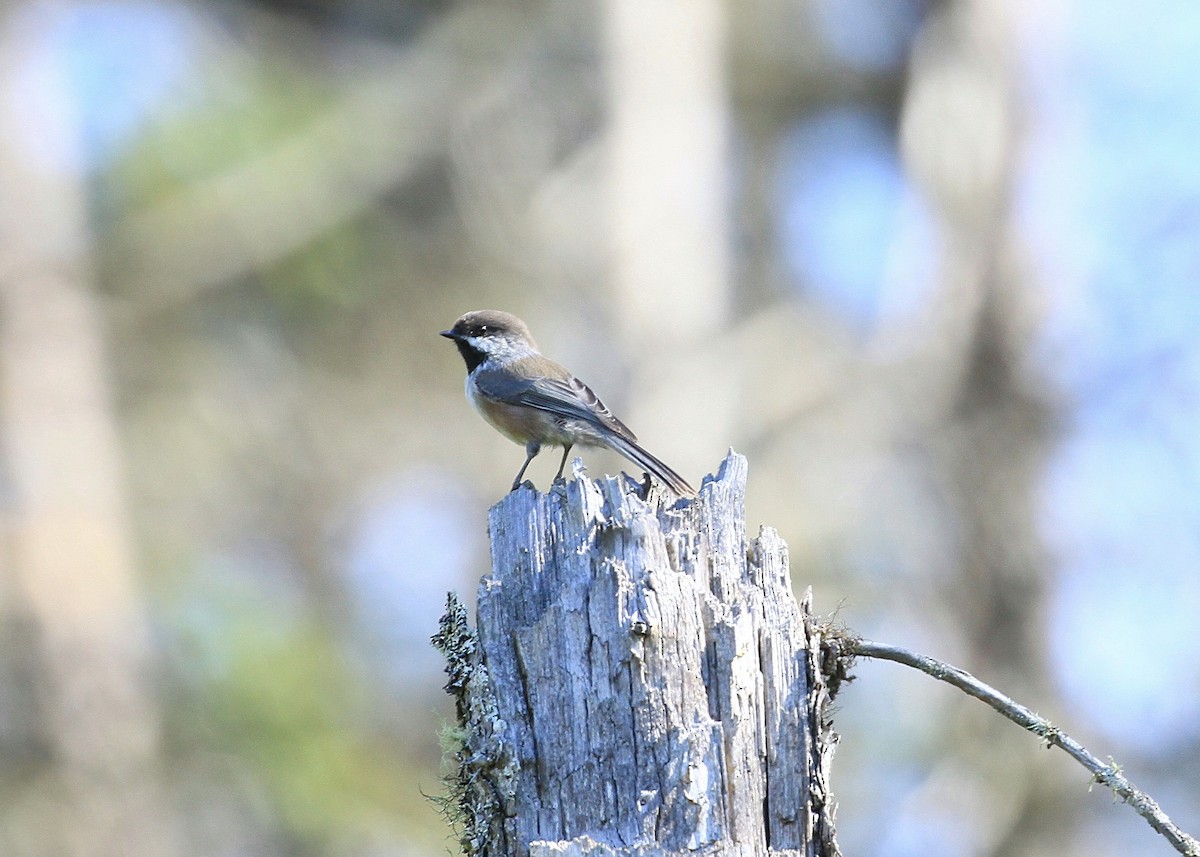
[433,452,840,857]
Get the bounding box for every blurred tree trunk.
[901,1,1068,854]
[604,0,733,479]
[604,0,731,344]
[0,11,177,856]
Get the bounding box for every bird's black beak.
[440,329,460,340]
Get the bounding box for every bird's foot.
[549,475,571,496]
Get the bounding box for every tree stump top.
[435,452,839,857]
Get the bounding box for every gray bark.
[434,452,840,857]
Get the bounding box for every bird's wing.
[474,369,638,442]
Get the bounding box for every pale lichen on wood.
[432,593,519,854]
[435,451,840,857]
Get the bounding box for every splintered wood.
[436,452,839,857]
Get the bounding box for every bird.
[440,310,695,496]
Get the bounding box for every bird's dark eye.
[474,325,489,336]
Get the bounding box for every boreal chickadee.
[441,310,694,496]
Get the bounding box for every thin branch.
[848,638,1200,857]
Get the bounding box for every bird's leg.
[553,444,573,483]
[511,441,541,491]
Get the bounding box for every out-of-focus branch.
[111,5,515,312]
[845,638,1200,857]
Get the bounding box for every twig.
[848,638,1200,857]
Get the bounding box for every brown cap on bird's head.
[441,310,541,372]
[440,310,537,349]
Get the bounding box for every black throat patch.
[454,339,488,373]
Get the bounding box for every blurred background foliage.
[1,0,1199,856]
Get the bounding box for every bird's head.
[441,310,539,370]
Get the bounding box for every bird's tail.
[604,434,696,497]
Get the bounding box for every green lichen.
[430,592,517,856]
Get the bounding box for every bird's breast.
[467,379,566,446]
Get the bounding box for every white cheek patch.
[465,335,499,354]
[466,335,533,361]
